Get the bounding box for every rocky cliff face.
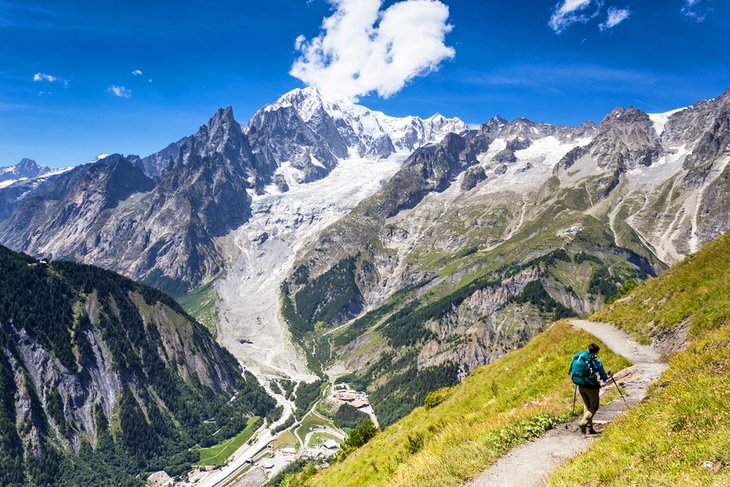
[0,158,52,184]
[280,90,730,426]
[246,87,467,186]
[0,245,274,485]
[0,109,255,293]
[0,90,465,294]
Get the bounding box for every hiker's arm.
[594,358,609,381]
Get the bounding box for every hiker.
[569,343,612,434]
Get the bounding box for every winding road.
[465,319,668,487]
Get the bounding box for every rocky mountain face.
[0,245,274,485]
[0,90,464,294]
[281,90,730,426]
[0,158,52,184]
[2,86,729,431]
[246,87,468,187]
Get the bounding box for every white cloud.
[33,72,68,88]
[131,69,143,76]
[290,0,455,101]
[599,7,631,31]
[549,0,601,33]
[107,85,131,98]
[682,0,712,21]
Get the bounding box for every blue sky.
[1,0,728,168]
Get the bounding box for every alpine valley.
[1,87,730,482]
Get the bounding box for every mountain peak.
[211,105,235,123]
[266,87,332,122]
[600,106,650,128]
[203,105,241,142]
[16,158,39,170]
[0,158,52,183]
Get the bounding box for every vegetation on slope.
[549,231,730,486]
[592,230,730,341]
[197,416,262,467]
[0,245,275,486]
[288,322,628,487]
[177,281,220,336]
[330,248,639,428]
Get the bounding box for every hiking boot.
[578,424,587,434]
[587,427,600,435]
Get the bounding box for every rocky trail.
[465,319,668,487]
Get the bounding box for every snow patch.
[648,107,688,137]
[217,153,408,383]
[0,178,22,189]
[515,136,592,167]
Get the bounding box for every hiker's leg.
[586,388,600,427]
[578,387,592,427]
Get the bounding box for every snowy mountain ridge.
[247,87,468,188]
[259,86,468,155]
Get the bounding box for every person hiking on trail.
[569,343,612,434]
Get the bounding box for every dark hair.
[588,343,600,354]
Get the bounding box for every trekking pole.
[610,375,629,410]
[572,384,577,414]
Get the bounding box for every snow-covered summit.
[247,87,468,187]
[0,158,52,183]
[262,87,467,149]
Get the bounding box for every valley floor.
[215,154,406,385]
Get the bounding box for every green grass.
[301,322,629,487]
[271,430,299,451]
[548,231,730,486]
[177,281,219,336]
[308,432,340,448]
[197,416,261,467]
[549,322,730,486]
[593,230,730,340]
[295,413,337,444]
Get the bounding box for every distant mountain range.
[1,87,729,427]
[0,88,466,295]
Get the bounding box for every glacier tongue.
[216,153,407,382]
[648,107,688,137]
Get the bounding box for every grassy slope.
[197,416,261,467]
[592,230,730,341]
[305,322,629,487]
[177,281,219,336]
[549,232,730,486]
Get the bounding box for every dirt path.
[465,319,667,487]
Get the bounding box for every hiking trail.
[465,319,668,487]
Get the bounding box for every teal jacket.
[569,351,608,389]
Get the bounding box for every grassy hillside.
[282,164,654,427]
[0,246,275,486]
[548,232,730,486]
[294,322,629,486]
[592,230,730,341]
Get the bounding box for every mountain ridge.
[0,88,466,294]
[278,88,730,426]
[0,244,276,485]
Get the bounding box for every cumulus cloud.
[548,0,602,33]
[290,0,455,101]
[33,72,68,88]
[682,0,712,21]
[599,7,631,31]
[107,85,131,98]
[131,69,142,76]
